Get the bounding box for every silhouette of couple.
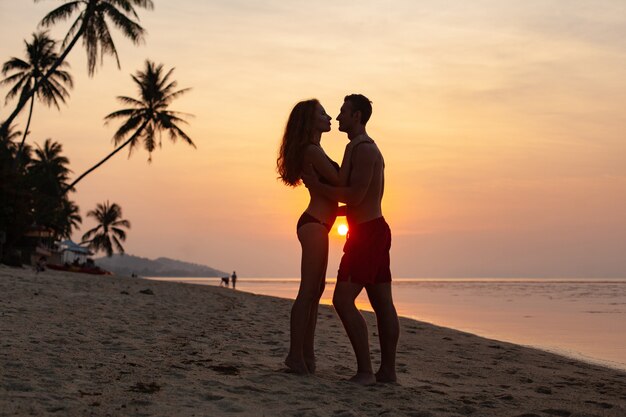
[277,94,399,385]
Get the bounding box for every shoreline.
[148,276,626,373]
[2,266,626,416]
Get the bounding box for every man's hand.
[301,164,319,189]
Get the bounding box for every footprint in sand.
[209,365,240,375]
[540,409,572,417]
[584,400,614,409]
[128,382,160,394]
[535,386,552,395]
[203,394,224,401]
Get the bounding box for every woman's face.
[314,103,332,134]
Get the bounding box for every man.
[303,94,399,385]
[231,270,237,289]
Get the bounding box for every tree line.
[0,0,195,265]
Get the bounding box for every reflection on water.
[148,277,626,370]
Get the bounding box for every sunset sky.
[1,0,625,277]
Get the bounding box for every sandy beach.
[1,266,625,417]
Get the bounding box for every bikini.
[296,155,339,233]
[297,212,333,232]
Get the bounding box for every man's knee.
[332,291,343,309]
[332,292,353,313]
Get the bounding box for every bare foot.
[348,372,376,386]
[375,369,397,383]
[284,355,309,375]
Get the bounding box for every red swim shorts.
[337,217,392,285]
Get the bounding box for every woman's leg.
[303,240,328,373]
[285,224,328,374]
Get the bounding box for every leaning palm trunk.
[0,5,94,137]
[63,120,149,194]
[14,96,35,168]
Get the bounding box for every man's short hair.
[344,94,373,125]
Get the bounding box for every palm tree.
[0,123,22,143]
[0,125,29,252]
[1,32,73,161]
[65,60,194,192]
[0,0,154,136]
[81,201,130,257]
[28,139,74,233]
[56,199,82,239]
[29,138,71,193]
[0,124,26,166]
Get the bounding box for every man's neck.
[347,127,367,141]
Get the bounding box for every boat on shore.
[46,263,111,275]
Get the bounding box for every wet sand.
[1,265,625,416]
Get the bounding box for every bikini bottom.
[296,212,333,233]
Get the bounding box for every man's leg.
[365,282,399,382]
[333,281,375,385]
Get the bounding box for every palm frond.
[1,57,30,74]
[163,87,191,103]
[61,12,85,49]
[112,219,131,228]
[0,72,28,87]
[3,77,30,103]
[115,95,143,107]
[81,225,101,242]
[112,235,125,254]
[110,114,144,143]
[100,2,146,45]
[111,226,127,241]
[39,1,82,28]
[168,123,195,147]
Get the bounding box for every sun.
[337,223,349,236]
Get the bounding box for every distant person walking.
[303,94,399,385]
[277,98,350,374]
[231,270,237,289]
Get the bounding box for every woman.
[277,99,349,374]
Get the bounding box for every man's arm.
[303,144,376,205]
[306,145,341,186]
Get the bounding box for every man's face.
[336,100,357,133]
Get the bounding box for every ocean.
[147,277,626,371]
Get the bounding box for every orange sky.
[1,1,625,277]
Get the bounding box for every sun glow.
[337,224,349,236]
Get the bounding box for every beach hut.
[57,240,93,265]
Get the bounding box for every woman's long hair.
[277,99,319,186]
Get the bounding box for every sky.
[1,0,625,277]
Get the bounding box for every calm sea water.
[147,277,626,371]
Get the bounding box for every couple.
[276,94,399,385]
